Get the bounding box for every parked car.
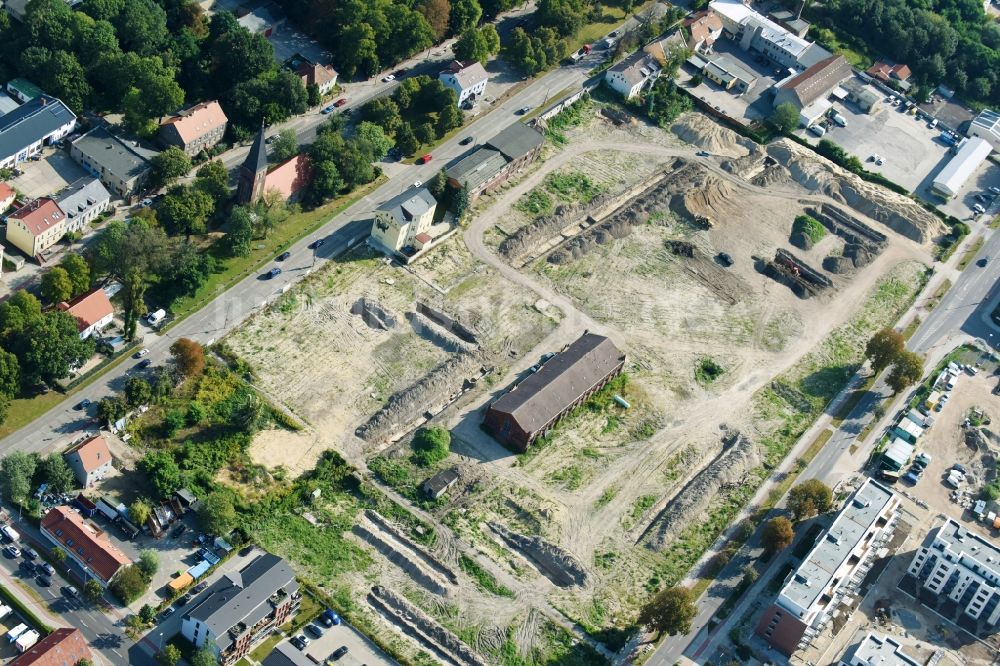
[717,252,734,267]
[990,186,1000,196]
[137,359,152,370]
[393,68,408,77]
[40,563,54,576]
[177,592,193,606]
[309,238,326,250]
[36,575,51,587]
[192,581,208,593]
[332,646,349,660]
[517,106,531,115]
[978,256,990,267]
[973,203,986,215]
[297,634,310,646]
[953,463,968,474]
[160,607,176,620]
[276,251,291,261]
[305,623,323,638]
[22,547,36,560]
[333,98,348,107]
[19,560,34,574]
[381,74,395,82]
[322,609,342,626]
[420,153,432,164]
[460,136,474,145]
[4,546,21,558]
[321,105,335,114]
[902,471,919,484]
[135,348,149,358]
[171,524,187,539]
[695,150,710,157]
[73,399,91,410]
[62,586,78,598]
[266,267,282,279]
[290,636,306,650]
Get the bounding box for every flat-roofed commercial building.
[931,136,993,198]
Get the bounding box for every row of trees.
[274,0,493,79]
[359,76,463,158]
[818,0,1000,106]
[0,450,76,508]
[864,328,924,394]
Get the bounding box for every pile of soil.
[642,432,761,551]
[672,113,755,157]
[767,139,945,243]
[488,522,588,587]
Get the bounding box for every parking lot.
[284,617,396,666]
[8,148,89,200]
[678,37,786,123]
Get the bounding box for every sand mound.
[672,112,755,158]
[767,139,945,243]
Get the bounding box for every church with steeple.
[236,124,313,205]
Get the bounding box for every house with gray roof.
[439,60,488,107]
[484,332,626,451]
[605,51,662,100]
[0,94,76,170]
[181,552,300,665]
[70,126,156,199]
[446,123,544,201]
[369,186,438,255]
[54,178,111,233]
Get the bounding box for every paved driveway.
[289,618,396,666]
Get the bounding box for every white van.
[1,525,19,543]
[809,124,826,137]
[146,309,166,325]
[5,624,27,643]
[832,113,847,127]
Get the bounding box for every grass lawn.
[571,4,631,52]
[249,632,283,662]
[166,176,386,324]
[957,236,985,271]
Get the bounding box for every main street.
[647,221,1000,665]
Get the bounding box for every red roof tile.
[160,101,228,144]
[57,288,113,332]
[10,628,91,666]
[41,507,131,584]
[8,198,63,236]
[263,154,312,200]
[64,433,113,473]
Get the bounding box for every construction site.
[221,105,946,664]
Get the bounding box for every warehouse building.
[931,136,993,198]
[484,332,626,451]
[969,109,1000,152]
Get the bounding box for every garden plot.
[227,245,556,473]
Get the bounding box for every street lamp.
[158,632,163,652]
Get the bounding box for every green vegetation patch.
[458,555,515,598]
[695,357,725,386]
[544,171,606,204]
[515,189,554,217]
[792,214,827,244]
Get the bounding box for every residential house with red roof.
[0,182,15,214]
[4,197,65,259]
[867,61,911,84]
[9,628,92,666]
[63,433,114,487]
[158,101,228,157]
[295,61,338,96]
[683,10,723,54]
[41,506,132,587]
[57,288,114,340]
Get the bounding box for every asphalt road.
[647,222,1000,665]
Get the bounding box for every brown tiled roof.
[295,62,337,87]
[8,198,63,236]
[10,628,91,666]
[41,506,131,583]
[684,10,723,45]
[160,101,228,144]
[58,288,113,332]
[779,55,851,107]
[489,333,625,434]
[0,182,14,202]
[64,433,113,473]
[263,154,312,199]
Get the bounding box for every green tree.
[12,311,95,385]
[150,147,192,188]
[356,121,394,160]
[225,206,254,257]
[411,427,451,467]
[158,184,214,237]
[454,27,490,64]
[40,267,73,304]
[306,82,321,107]
[865,328,905,374]
[139,603,156,623]
[129,498,152,526]
[536,0,584,36]
[110,564,149,603]
[770,102,800,133]
[140,450,182,497]
[41,454,75,493]
[124,376,152,407]
[396,123,420,156]
[0,349,20,398]
[270,128,299,163]
[449,0,482,34]
[436,103,463,137]
[453,185,470,218]
[50,547,66,565]
[638,586,697,639]
[887,350,924,394]
[137,549,159,577]
[308,160,345,206]
[787,479,833,521]
[190,646,217,666]
[194,160,230,206]
[59,254,91,296]
[157,644,181,666]
[741,564,759,587]
[0,451,38,505]
[83,578,104,604]
[762,516,794,555]
[197,491,237,535]
[96,396,127,425]
[418,0,451,40]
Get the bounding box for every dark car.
[36,575,51,587]
[192,581,208,593]
[978,256,990,267]
[276,251,291,261]
[695,150,710,157]
[159,607,176,621]
[177,592,193,606]
[171,524,187,539]
[290,636,306,651]
[309,238,326,250]
[74,398,91,410]
[267,267,282,279]
[62,586,78,598]
[460,136,474,145]
[19,560,35,574]
[332,646,349,660]
[717,252,734,267]
[394,68,408,77]
[305,623,323,638]
[22,547,37,560]
[137,359,152,370]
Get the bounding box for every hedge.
[0,583,52,635]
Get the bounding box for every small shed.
[187,560,211,579]
[421,467,460,500]
[168,572,193,592]
[173,488,199,511]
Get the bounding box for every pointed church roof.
[244,123,268,174]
